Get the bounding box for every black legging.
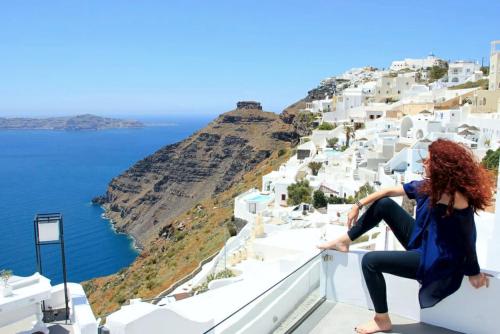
[347,197,421,313]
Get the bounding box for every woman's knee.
[361,252,379,271]
[372,197,396,210]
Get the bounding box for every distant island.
[0,114,144,130]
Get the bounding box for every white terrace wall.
[322,250,499,334]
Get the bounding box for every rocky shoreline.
[97,203,144,251]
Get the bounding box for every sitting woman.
[318,139,493,334]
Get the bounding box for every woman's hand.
[468,272,490,289]
[346,205,360,229]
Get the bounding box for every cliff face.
[95,108,297,247]
[280,99,315,137]
[84,102,312,316]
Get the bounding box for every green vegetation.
[296,111,315,130]
[449,79,489,90]
[192,269,235,294]
[354,182,376,201]
[287,180,312,205]
[226,221,237,237]
[313,190,328,208]
[429,65,448,81]
[278,148,287,157]
[318,122,334,130]
[323,183,374,206]
[1,269,12,286]
[308,161,323,176]
[326,137,338,148]
[481,66,490,76]
[482,148,500,172]
[327,195,344,204]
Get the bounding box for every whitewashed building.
[448,60,481,84]
[490,40,500,91]
[390,54,442,71]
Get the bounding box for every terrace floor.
[0,314,75,334]
[292,301,462,334]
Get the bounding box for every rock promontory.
[96,107,300,247]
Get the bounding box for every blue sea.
[0,115,212,284]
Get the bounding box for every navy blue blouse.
[403,180,481,308]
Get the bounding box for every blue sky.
[1,0,499,117]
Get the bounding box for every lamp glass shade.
[38,220,60,242]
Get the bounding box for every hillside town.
[3,41,500,334]
[95,41,500,334]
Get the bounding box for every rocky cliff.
[84,101,315,316]
[94,107,299,247]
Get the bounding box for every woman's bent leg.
[348,197,415,249]
[361,250,420,313]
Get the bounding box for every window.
[483,97,487,105]
[249,203,256,214]
[397,90,401,94]
[281,194,286,201]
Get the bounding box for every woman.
[317,139,493,334]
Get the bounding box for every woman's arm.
[357,185,405,208]
[460,216,490,289]
[346,185,405,229]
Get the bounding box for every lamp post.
[34,213,70,323]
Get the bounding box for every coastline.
[99,204,144,252]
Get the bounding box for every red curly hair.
[419,139,495,216]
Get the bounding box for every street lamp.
[34,213,70,323]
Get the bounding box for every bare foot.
[316,233,351,252]
[355,314,392,334]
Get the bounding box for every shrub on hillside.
[482,148,500,172]
[287,180,312,205]
[327,195,344,204]
[326,137,338,148]
[308,161,323,176]
[313,190,328,208]
[318,122,334,130]
[429,65,448,81]
[354,182,376,201]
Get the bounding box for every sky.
[1,0,499,117]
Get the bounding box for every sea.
[0,115,213,284]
